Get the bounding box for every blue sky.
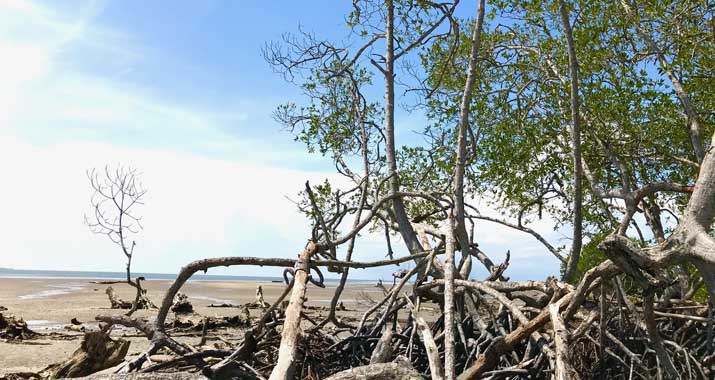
[0,0,564,280]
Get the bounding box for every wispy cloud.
[0,0,338,276]
[0,0,564,280]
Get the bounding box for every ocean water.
[0,268,366,283]
[0,267,286,282]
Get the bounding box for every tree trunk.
[558,0,583,283]
[453,0,485,272]
[382,0,432,271]
[443,217,457,380]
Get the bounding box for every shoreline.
[0,270,377,284]
[0,277,382,373]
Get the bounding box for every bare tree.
[85,165,155,315]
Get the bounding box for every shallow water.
[17,283,84,300]
[188,294,237,304]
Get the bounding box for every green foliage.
[269,0,715,288]
[413,0,712,239]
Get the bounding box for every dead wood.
[41,331,129,379]
[549,302,580,380]
[268,241,319,380]
[369,328,393,364]
[171,293,194,314]
[324,357,423,380]
[0,313,36,340]
[207,303,240,308]
[105,287,133,310]
[72,374,207,380]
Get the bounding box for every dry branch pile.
[44,247,707,380]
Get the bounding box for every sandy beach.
[0,277,385,374]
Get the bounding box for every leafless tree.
[85,165,155,315]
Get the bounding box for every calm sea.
[0,268,286,282]
[0,268,365,283]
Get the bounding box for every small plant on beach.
[84,165,155,315]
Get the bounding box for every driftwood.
[41,332,129,379]
[207,303,240,308]
[369,328,393,364]
[105,287,133,310]
[549,302,580,380]
[268,241,319,380]
[324,357,423,380]
[171,293,194,314]
[73,374,207,380]
[0,313,35,340]
[255,285,268,308]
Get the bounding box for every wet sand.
[0,277,385,374]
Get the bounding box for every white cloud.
[0,137,337,274]
[0,0,567,281]
[0,134,565,280]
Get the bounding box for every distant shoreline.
[0,268,373,283]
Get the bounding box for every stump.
[0,313,35,340]
[244,286,270,308]
[41,331,130,379]
[171,293,194,314]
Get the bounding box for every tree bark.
[325,357,423,380]
[268,242,319,380]
[369,328,394,364]
[453,0,485,270]
[382,0,437,276]
[558,0,584,283]
[406,296,443,380]
[42,332,130,379]
[549,303,580,380]
[443,217,456,380]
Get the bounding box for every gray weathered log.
[325,357,423,380]
[73,374,207,380]
[549,303,580,380]
[369,328,394,364]
[268,242,319,380]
